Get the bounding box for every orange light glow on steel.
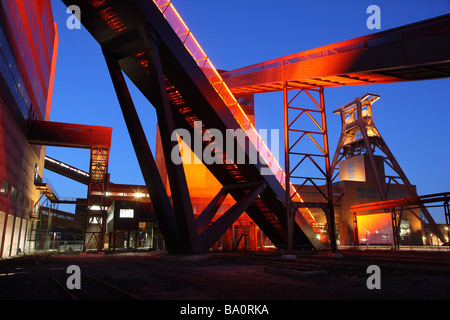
[88,0,106,9]
[89,1,128,34]
[133,51,149,68]
[356,212,393,244]
[153,0,317,225]
[223,13,450,94]
[100,7,127,34]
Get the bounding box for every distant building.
[300,154,423,247]
[0,0,58,258]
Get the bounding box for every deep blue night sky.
[48,1,450,222]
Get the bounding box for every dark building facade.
[0,0,58,257]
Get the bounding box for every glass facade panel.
[1,179,9,197]
[0,0,56,120]
[0,25,31,118]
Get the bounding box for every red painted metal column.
[283,85,337,253]
[283,82,293,254]
[445,197,450,242]
[83,146,109,252]
[319,88,337,254]
[102,50,180,253]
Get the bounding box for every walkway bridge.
[220,13,450,245]
[61,0,325,254]
[59,1,449,254]
[222,13,450,94]
[28,120,112,250]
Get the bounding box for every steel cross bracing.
[332,93,446,245]
[221,14,450,94]
[62,0,323,254]
[103,48,273,254]
[146,0,320,252]
[351,192,450,247]
[27,120,112,251]
[445,197,450,243]
[84,146,109,252]
[283,84,337,253]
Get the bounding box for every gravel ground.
[0,250,449,302]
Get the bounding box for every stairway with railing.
[153,0,318,230]
[60,0,324,251]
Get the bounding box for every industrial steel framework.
[220,13,450,253]
[283,85,337,253]
[84,146,110,251]
[351,192,450,248]
[221,14,450,94]
[103,33,205,254]
[61,0,324,254]
[331,93,446,244]
[27,120,112,252]
[54,0,450,255]
[102,27,276,254]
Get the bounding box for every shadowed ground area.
[0,250,450,301]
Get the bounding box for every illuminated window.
[89,217,102,224]
[1,179,9,197]
[348,163,355,180]
[120,209,134,219]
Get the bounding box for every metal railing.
[41,178,60,201]
[153,0,316,225]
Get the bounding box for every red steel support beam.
[283,82,293,254]
[199,183,266,251]
[319,88,337,254]
[102,49,180,253]
[222,14,450,94]
[27,120,112,149]
[83,146,109,252]
[195,187,228,235]
[351,192,450,213]
[142,26,203,254]
[285,86,337,252]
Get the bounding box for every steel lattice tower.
[330,93,446,244]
